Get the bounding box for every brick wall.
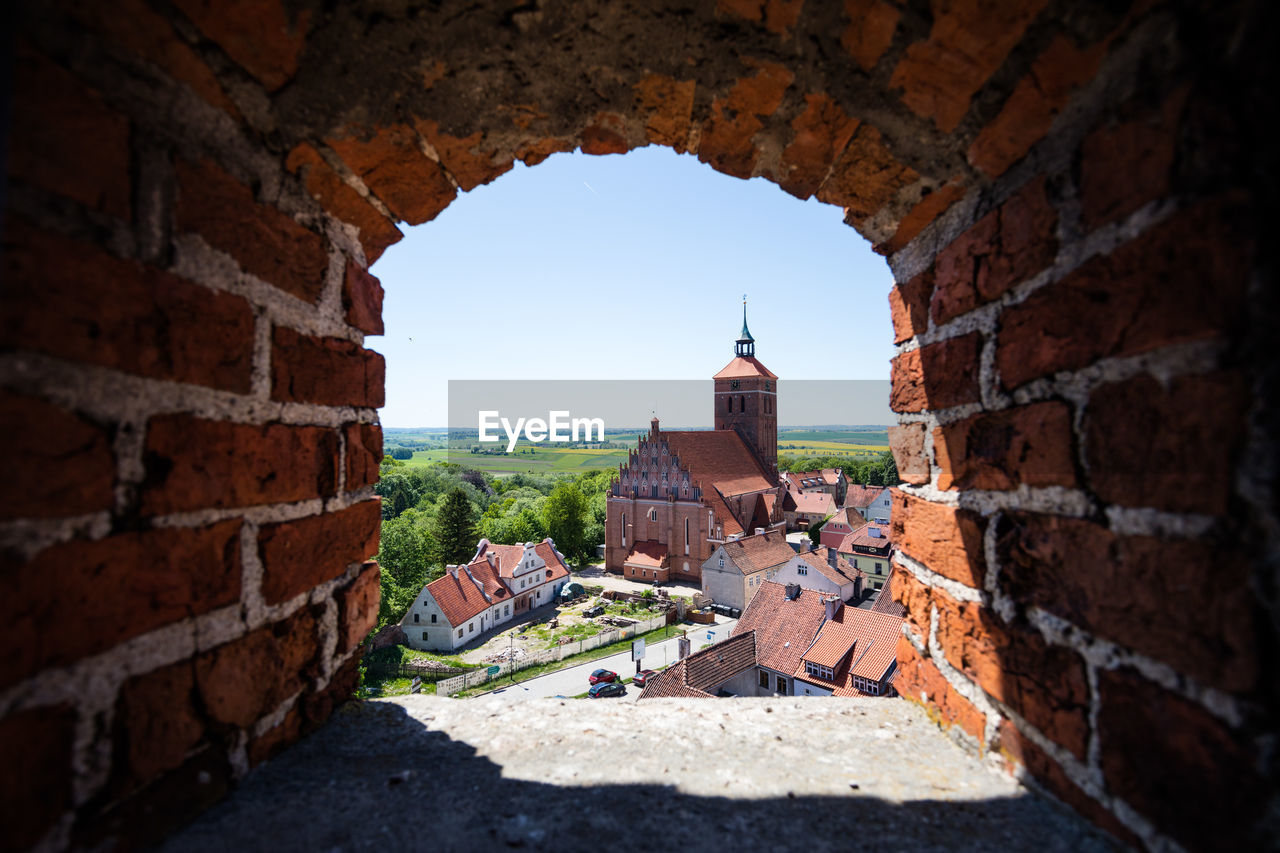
[3,0,1274,850]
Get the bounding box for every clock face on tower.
[730,379,740,389]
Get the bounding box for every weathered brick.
[515,136,575,167]
[1084,373,1245,515]
[969,35,1107,177]
[343,261,384,335]
[698,63,794,179]
[338,561,381,653]
[301,654,360,730]
[172,0,310,91]
[579,123,630,156]
[888,423,930,486]
[344,423,383,490]
[932,178,1056,325]
[894,636,986,743]
[878,180,966,255]
[889,490,986,588]
[327,125,458,225]
[934,401,1077,491]
[247,706,301,767]
[9,44,131,218]
[0,705,75,850]
[271,327,385,408]
[817,124,919,224]
[1098,668,1267,850]
[890,563,932,638]
[118,661,205,786]
[0,390,114,521]
[997,199,1249,389]
[840,0,900,72]
[997,512,1257,693]
[715,0,804,36]
[890,333,981,413]
[141,416,338,514]
[632,74,697,151]
[195,608,319,728]
[1081,87,1188,230]
[888,269,933,344]
[934,596,1090,758]
[285,143,403,263]
[0,520,242,691]
[413,119,513,191]
[994,721,1142,849]
[3,221,254,393]
[888,0,1048,132]
[778,94,860,199]
[175,157,329,303]
[257,500,381,605]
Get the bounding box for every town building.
[837,520,894,591]
[817,505,861,550]
[768,545,864,603]
[637,631,759,699]
[730,580,829,697]
[784,489,837,531]
[844,484,892,523]
[792,607,902,697]
[700,528,797,611]
[605,305,785,583]
[404,538,571,651]
[783,468,846,505]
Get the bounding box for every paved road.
[480,617,739,704]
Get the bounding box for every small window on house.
[457,629,463,638]
[875,562,882,573]
[797,567,807,576]
[776,675,787,694]
[413,613,419,623]
[422,631,428,640]
[718,557,725,568]
[505,605,510,616]
[468,622,475,633]
[759,670,769,688]
[647,508,658,521]
[431,614,437,623]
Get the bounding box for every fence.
[436,613,670,695]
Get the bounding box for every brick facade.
[3,1,1274,850]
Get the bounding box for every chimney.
[801,539,812,553]
[785,583,801,601]
[823,595,840,621]
[448,564,459,578]
[869,526,881,539]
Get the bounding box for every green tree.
[376,509,437,627]
[807,514,830,547]
[543,481,588,563]
[434,487,478,564]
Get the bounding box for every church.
[604,305,787,582]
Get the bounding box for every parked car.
[589,681,626,698]
[632,669,657,688]
[588,668,617,685]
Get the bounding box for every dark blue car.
[589,681,626,698]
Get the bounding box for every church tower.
[713,297,778,471]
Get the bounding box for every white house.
[404,538,571,652]
[844,485,892,523]
[769,545,863,603]
[701,528,796,611]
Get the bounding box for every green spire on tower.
[736,294,755,357]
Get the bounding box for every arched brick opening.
[2,1,1275,850]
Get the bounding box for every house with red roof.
[793,607,902,697]
[783,488,837,531]
[768,544,864,603]
[836,520,894,591]
[730,580,830,696]
[403,538,571,651]
[700,528,796,611]
[637,631,759,700]
[844,484,892,523]
[605,304,786,584]
[817,506,861,549]
[783,468,846,505]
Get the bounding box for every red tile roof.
[796,607,904,695]
[427,539,569,627]
[712,356,778,379]
[795,547,863,588]
[639,631,758,700]
[785,469,841,490]
[623,540,668,568]
[844,485,890,510]
[789,490,836,517]
[838,520,894,553]
[636,661,711,699]
[732,581,827,675]
[870,565,907,618]
[801,613,858,669]
[720,529,796,575]
[665,430,775,497]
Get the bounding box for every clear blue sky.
[370,146,894,427]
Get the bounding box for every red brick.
[878,180,966,255]
[0,520,241,691]
[997,512,1257,693]
[3,221,254,392]
[1084,373,1245,515]
[1098,668,1267,850]
[257,500,381,605]
[344,423,383,490]
[338,561,381,653]
[817,124,919,224]
[632,74,697,151]
[271,327,385,408]
[175,157,329,303]
[840,0,900,72]
[141,416,338,514]
[515,136,575,167]
[173,0,310,91]
[887,270,933,344]
[889,490,986,588]
[0,390,114,521]
[413,119,514,192]
[894,636,986,743]
[1081,87,1188,231]
[301,654,360,729]
[285,143,403,263]
[890,333,981,413]
[9,44,130,219]
[117,661,205,786]
[579,124,630,156]
[778,94,860,199]
[247,705,301,767]
[888,0,1048,132]
[890,564,933,637]
[698,63,794,179]
[934,401,1077,491]
[342,261,384,335]
[994,721,1142,849]
[932,178,1057,325]
[969,35,1107,177]
[67,0,240,118]
[0,705,75,850]
[997,198,1249,389]
[934,596,1090,758]
[195,608,319,728]
[327,125,458,225]
[715,0,804,36]
[888,423,930,486]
